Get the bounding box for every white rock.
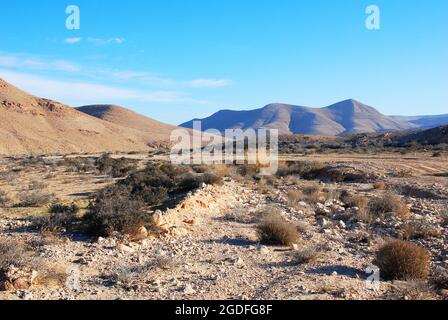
[183,284,196,295]
[259,246,270,255]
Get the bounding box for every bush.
[0,190,11,207]
[276,161,325,178]
[49,203,80,215]
[95,154,137,178]
[376,240,431,280]
[202,173,223,186]
[373,182,386,190]
[31,203,82,234]
[84,185,150,236]
[0,238,43,273]
[17,191,53,207]
[28,180,47,190]
[294,246,322,264]
[401,220,440,240]
[256,212,299,246]
[368,192,409,219]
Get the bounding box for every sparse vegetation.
[368,192,410,219]
[401,220,441,240]
[256,212,299,246]
[17,190,53,207]
[0,238,43,273]
[95,154,138,178]
[294,246,322,264]
[0,190,11,207]
[376,240,431,280]
[373,182,386,190]
[32,203,81,234]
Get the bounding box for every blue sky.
[0,0,447,124]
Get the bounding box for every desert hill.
[0,78,152,155]
[76,105,176,146]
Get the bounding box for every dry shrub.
[0,190,11,207]
[28,180,47,190]
[256,212,299,246]
[224,207,253,224]
[340,193,372,222]
[95,154,137,178]
[0,238,44,272]
[373,182,386,190]
[294,246,322,264]
[441,212,448,227]
[401,220,441,240]
[385,280,437,300]
[32,203,81,234]
[302,184,322,205]
[276,161,325,178]
[368,192,410,219]
[84,185,150,237]
[155,255,179,270]
[376,240,431,280]
[201,173,224,186]
[110,262,153,289]
[17,190,53,207]
[431,267,448,291]
[287,189,304,205]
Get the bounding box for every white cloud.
[0,54,79,73]
[0,69,207,106]
[185,79,232,88]
[94,69,175,86]
[64,37,82,44]
[87,37,125,45]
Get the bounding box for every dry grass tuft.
[256,212,299,246]
[373,182,386,190]
[294,246,323,264]
[401,220,441,240]
[0,190,11,207]
[368,192,410,219]
[376,240,431,280]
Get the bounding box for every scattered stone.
[0,266,38,291]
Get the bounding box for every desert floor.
[0,151,447,300]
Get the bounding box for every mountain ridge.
[180,99,446,136]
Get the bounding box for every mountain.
[76,105,176,146]
[390,114,448,129]
[180,99,425,136]
[0,78,152,155]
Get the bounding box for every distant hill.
[77,105,177,146]
[0,78,151,155]
[390,114,448,129]
[181,99,447,136]
[397,125,448,145]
